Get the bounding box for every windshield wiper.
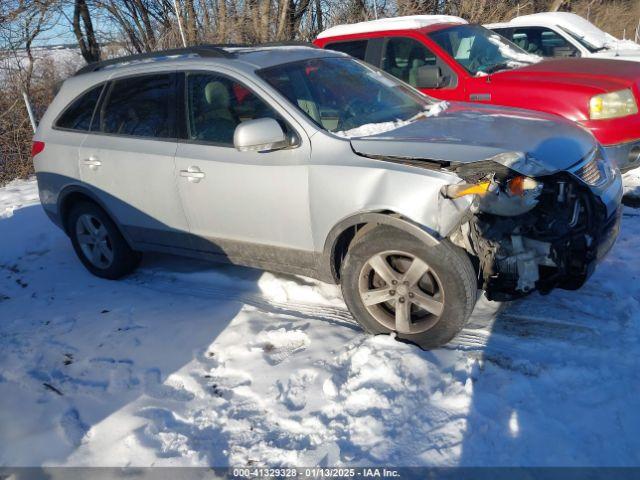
[483,62,513,74]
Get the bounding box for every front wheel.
[340,227,477,349]
[67,202,142,279]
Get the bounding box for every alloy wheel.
[358,250,445,334]
[75,214,114,269]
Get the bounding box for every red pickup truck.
[314,15,640,172]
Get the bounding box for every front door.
[173,71,315,270]
[78,71,191,249]
[379,36,464,101]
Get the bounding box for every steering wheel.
[468,55,488,74]
[337,98,371,132]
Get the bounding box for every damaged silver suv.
[33,45,623,348]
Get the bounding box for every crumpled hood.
[350,102,597,175]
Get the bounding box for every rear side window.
[96,74,175,138]
[325,40,368,60]
[55,84,103,131]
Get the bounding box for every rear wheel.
[67,202,141,279]
[340,226,477,349]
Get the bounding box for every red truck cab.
[314,15,640,171]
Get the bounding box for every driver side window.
[185,72,281,145]
[381,37,455,88]
[382,37,436,86]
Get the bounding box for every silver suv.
[33,45,623,348]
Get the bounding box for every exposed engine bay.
[445,157,620,301]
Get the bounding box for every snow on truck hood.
[349,102,596,174]
[592,49,640,61]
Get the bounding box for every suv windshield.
[258,57,434,135]
[430,24,539,75]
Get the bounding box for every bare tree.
[549,0,569,11]
[73,0,100,63]
[0,0,56,91]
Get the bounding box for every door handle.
[180,166,205,183]
[82,156,101,170]
[470,93,491,101]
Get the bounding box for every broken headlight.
[442,173,543,217]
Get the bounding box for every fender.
[56,182,136,248]
[321,211,441,283]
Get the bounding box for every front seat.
[514,36,530,51]
[196,81,238,144]
[407,45,429,87]
[384,42,404,80]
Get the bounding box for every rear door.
[78,71,191,249]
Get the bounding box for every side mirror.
[415,65,443,89]
[234,118,289,152]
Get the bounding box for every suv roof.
[73,44,339,77]
[317,15,467,39]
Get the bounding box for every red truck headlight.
[589,89,638,120]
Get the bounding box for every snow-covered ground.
[1,178,639,467]
[623,168,640,203]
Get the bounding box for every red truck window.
[324,40,368,60]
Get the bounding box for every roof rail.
[74,45,236,76]
[254,41,317,48]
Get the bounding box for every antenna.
[22,91,36,133]
[173,0,188,48]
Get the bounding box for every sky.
[32,5,117,47]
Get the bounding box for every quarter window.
[97,74,176,138]
[55,84,103,131]
[325,40,368,60]
[185,73,280,145]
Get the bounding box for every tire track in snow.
[127,268,621,353]
[127,270,360,331]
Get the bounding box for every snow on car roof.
[317,15,467,39]
[486,12,616,50]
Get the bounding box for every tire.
[67,201,142,279]
[340,226,477,349]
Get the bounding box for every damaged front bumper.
[603,139,640,173]
[449,155,623,301]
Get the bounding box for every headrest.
[515,37,530,50]
[204,81,231,109]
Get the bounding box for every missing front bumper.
[454,175,621,301]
